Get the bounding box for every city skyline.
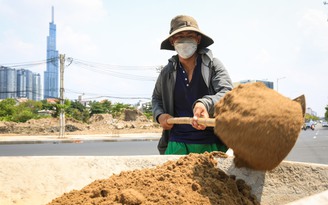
[0,66,41,101]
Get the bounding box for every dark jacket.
[152,48,233,154]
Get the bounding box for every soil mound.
[0,112,161,136]
[47,152,259,205]
[124,109,148,122]
[214,82,304,170]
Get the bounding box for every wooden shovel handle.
[166,117,215,127]
[165,96,304,128]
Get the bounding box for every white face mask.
[174,38,197,59]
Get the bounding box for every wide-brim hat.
[161,15,214,50]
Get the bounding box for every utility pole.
[59,54,65,138]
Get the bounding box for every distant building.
[78,95,90,107]
[17,69,27,98]
[43,6,59,99]
[0,66,17,99]
[306,107,317,116]
[136,100,152,112]
[233,80,274,89]
[25,70,33,99]
[0,66,41,101]
[32,73,41,101]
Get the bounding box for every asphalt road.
[286,125,328,164]
[1,125,328,165]
[0,140,160,156]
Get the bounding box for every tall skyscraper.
[0,66,17,99]
[44,6,59,99]
[17,69,27,98]
[33,73,41,101]
[16,69,33,99]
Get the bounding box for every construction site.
[0,83,327,205]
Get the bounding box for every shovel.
[166,93,306,171]
[167,95,305,127]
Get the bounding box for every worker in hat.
[152,15,233,155]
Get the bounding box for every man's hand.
[192,102,209,130]
[158,113,173,130]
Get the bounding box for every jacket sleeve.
[152,70,165,123]
[195,58,233,117]
[152,66,170,155]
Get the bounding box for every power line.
[81,96,151,101]
[72,59,158,81]
[65,89,151,101]
[1,56,160,101]
[0,57,58,69]
[1,57,160,81]
[72,58,159,70]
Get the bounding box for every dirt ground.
[46,152,260,205]
[0,110,162,136]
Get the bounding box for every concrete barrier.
[0,156,327,205]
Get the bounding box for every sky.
[0,0,328,117]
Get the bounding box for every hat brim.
[160,27,214,50]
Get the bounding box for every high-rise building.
[43,6,59,99]
[0,67,41,100]
[25,70,33,99]
[17,69,27,98]
[17,69,34,99]
[33,73,41,101]
[233,80,274,89]
[0,66,17,99]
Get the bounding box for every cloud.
[0,30,42,64]
[298,9,328,52]
[57,26,99,58]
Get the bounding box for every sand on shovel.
[214,82,304,170]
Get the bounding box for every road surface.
[0,126,327,165]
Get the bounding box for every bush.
[11,110,35,123]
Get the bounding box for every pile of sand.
[47,152,259,205]
[214,82,304,170]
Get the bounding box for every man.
[152,15,233,155]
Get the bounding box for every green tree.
[41,99,58,117]
[325,105,328,121]
[304,113,320,122]
[11,109,34,122]
[70,100,86,113]
[142,103,153,120]
[89,100,112,115]
[19,100,42,114]
[89,101,106,115]
[10,100,43,122]
[0,98,16,121]
[52,99,71,118]
[66,100,90,122]
[110,102,133,118]
[101,100,112,113]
